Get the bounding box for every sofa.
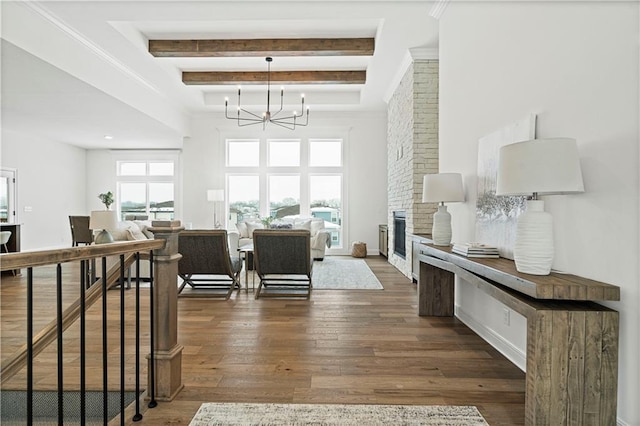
[230,216,332,261]
[109,220,156,278]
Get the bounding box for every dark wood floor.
[0,256,525,425]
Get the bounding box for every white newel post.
[148,221,184,401]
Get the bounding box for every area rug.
[312,256,383,290]
[189,402,488,425]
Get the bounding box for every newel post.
[148,220,184,401]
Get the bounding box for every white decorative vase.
[432,205,452,246]
[514,200,554,275]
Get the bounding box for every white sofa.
[231,216,332,260]
[110,220,155,278]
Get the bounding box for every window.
[309,139,342,167]
[227,139,259,167]
[225,137,344,249]
[310,174,342,245]
[117,158,177,221]
[228,175,260,223]
[269,175,300,216]
[268,140,300,167]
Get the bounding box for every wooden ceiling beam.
[149,38,375,57]
[182,70,366,85]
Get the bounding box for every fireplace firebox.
[393,211,406,259]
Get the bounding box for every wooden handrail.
[0,240,165,271]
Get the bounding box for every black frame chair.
[178,229,242,299]
[253,229,312,299]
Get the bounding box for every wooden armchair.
[252,229,313,299]
[178,230,242,299]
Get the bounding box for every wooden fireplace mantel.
[417,244,619,425]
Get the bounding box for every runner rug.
[189,402,488,425]
[312,256,383,290]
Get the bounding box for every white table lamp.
[496,138,584,275]
[89,210,118,244]
[207,189,225,229]
[422,173,465,246]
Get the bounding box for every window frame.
[224,135,346,251]
[113,151,181,221]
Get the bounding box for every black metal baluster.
[80,260,87,425]
[102,257,108,425]
[133,252,143,421]
[119,254,126,426]
[148,250,157,408]
[56,264,64,426]
[27,267,33,425]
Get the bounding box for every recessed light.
[104,135,113,140]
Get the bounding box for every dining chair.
[69,216,93,246]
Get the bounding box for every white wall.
[180,111,388,254]
[439,3,639,424]
[0,129,87,249]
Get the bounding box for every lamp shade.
[422,173,465,203]
[207,189,225,202]
[89,210,118,230]
[496,138,584,196]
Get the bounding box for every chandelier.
[224,57,310,130]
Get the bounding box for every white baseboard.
[454,305,527,372]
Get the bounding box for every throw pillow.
[126,225,147,241]
[310,219,324,237]
[133,220,154,239]
[110,225,130,241]
[236,221,249,239]
[246,221,264,238]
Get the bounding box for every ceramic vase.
[432,205,452,246]
[514,200,553,275]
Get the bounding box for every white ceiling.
[1,1,440,149]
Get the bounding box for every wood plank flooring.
[0,256,525,425]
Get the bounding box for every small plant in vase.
[260,216,274,228]
[98,191,114,210]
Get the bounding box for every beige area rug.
[312,256,383,290]
[189,402,488,425]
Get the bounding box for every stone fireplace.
[387,53,439,277]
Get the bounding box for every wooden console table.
[417,244,619,426]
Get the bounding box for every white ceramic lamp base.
[514,200,554,275]
[432,205,452,246]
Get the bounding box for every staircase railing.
[1,239,166,424]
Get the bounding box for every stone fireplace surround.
[387,54,439,278]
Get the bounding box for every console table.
[417,244,619,425]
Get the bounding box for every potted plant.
[260,216,274,227]
[98,191,114,210]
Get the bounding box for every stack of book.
[452,242,499,258]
